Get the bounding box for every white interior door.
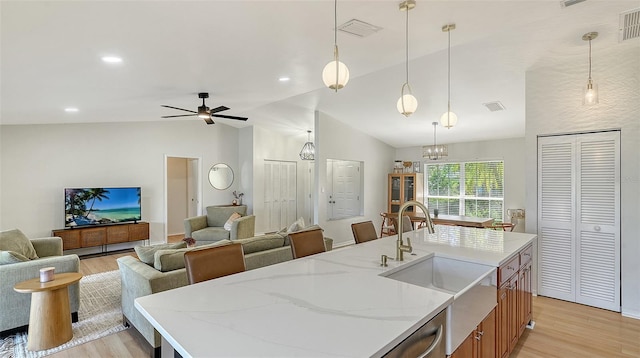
[538,131,620,312]
[331,160,360,219]
[264,160,297,232]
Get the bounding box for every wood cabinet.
[496,244,533,358]
[450,308,496,358]
[53,222,149,252]
[387,173,424,213]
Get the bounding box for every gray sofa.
[117,230,332,357]
[0,233,80,335]
[184,205,255,245]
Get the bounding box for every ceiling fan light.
[322,60,350,90]
[397,94,418,117]
[440,111,458,128]
[197,105,210,119]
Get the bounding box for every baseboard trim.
[622,309,640,320]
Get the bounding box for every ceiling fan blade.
[210,105,230,114]
[203,116,215,125]
[211,114,248,121]
[161,105,197,113]
[161,114,197,118]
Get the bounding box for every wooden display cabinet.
[52,222,149,253]
[387,173,424,213]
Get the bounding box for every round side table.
[14,272,82,351]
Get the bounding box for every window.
[426,161,504,220]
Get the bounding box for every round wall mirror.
[208,163,234,190]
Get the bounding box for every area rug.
[0,270,126,357]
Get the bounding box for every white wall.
[525,42,640,317]
[0,120,240,244]
[316,111,396,246]
[167,157,187,235]
[395,137,526,231]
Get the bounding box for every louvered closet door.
[576,132,620,311]
[538,137,576,302]
[538,131,620,312]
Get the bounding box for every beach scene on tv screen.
[65,187,141,227]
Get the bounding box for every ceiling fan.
[161,92,248,125]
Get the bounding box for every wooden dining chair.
[393,215,414,234]
[380,213,396,237]
[351,221,378,244]
[289,228,326,259]
[184,243,246,284]
[489,222,515,232]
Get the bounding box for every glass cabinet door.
[403,175,415,212]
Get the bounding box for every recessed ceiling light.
[278,77,290,82]
[64,107,79,113]
[101,56,123,64]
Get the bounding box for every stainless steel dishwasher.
[383,308,447,358]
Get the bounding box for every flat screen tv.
[64,187,141,228]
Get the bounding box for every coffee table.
[14,272,82,351]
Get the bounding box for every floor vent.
[560,0,587,8]
[483,101,506,112]
[338,19,383,38]
[620,8,640,42]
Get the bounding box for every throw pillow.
[287,217,306,233]
[0,229,38,260]
[0,250,30,265]
[135,242,187,265]
[223,212,243,231]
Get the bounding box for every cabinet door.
[106,225,129,244]
[53,229,80,250]
[497,285,509,358]
[403,175,415,212]
[129,222,149,241]
[507,275,519,351]
[520,261,532,333]
[478,308,496,358]
[81,227,106,247]
[389,174,401,213]
[450,331,476,358]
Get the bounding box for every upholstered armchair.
[184,205,255,246]
[0,230,80,335]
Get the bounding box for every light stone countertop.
[135,225,536,358]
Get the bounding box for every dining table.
[384,212,495,229]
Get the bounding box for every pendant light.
[322,0,349,91]
[299,130,315,161]
[582,31,599,105]
[422,122,448,160]
[440,23,458,128]
[397,0,417,117]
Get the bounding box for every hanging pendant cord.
[588,38,592,80]
[334,0,337,47]
[405,7,409,85]
[447,28,451,112]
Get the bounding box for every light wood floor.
[50,252,640,358]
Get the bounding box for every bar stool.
[351,221,378,244]
[184,243,246,284]
[289,228,326,259]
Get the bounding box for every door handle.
[416,324,443,358]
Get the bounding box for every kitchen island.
[135,225,535,357]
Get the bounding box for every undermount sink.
[382,255,497,355]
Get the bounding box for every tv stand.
[52,222,149,252]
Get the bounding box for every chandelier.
[299,130,315,160]
[423,122,448,160]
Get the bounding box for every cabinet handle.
[507,266,514,271]
[475,330,484,340]
[416,324,444,358]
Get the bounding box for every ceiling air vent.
[619,8,640,42]
[338,19,383,38]
[483,101,506,112]
[560,0,587,8]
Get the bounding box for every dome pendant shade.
[440,111,458,128]
[397,93,418,117]
[322,50,350,91]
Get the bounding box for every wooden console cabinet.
[52,222,149,251]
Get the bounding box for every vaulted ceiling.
[2,1,638,148]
